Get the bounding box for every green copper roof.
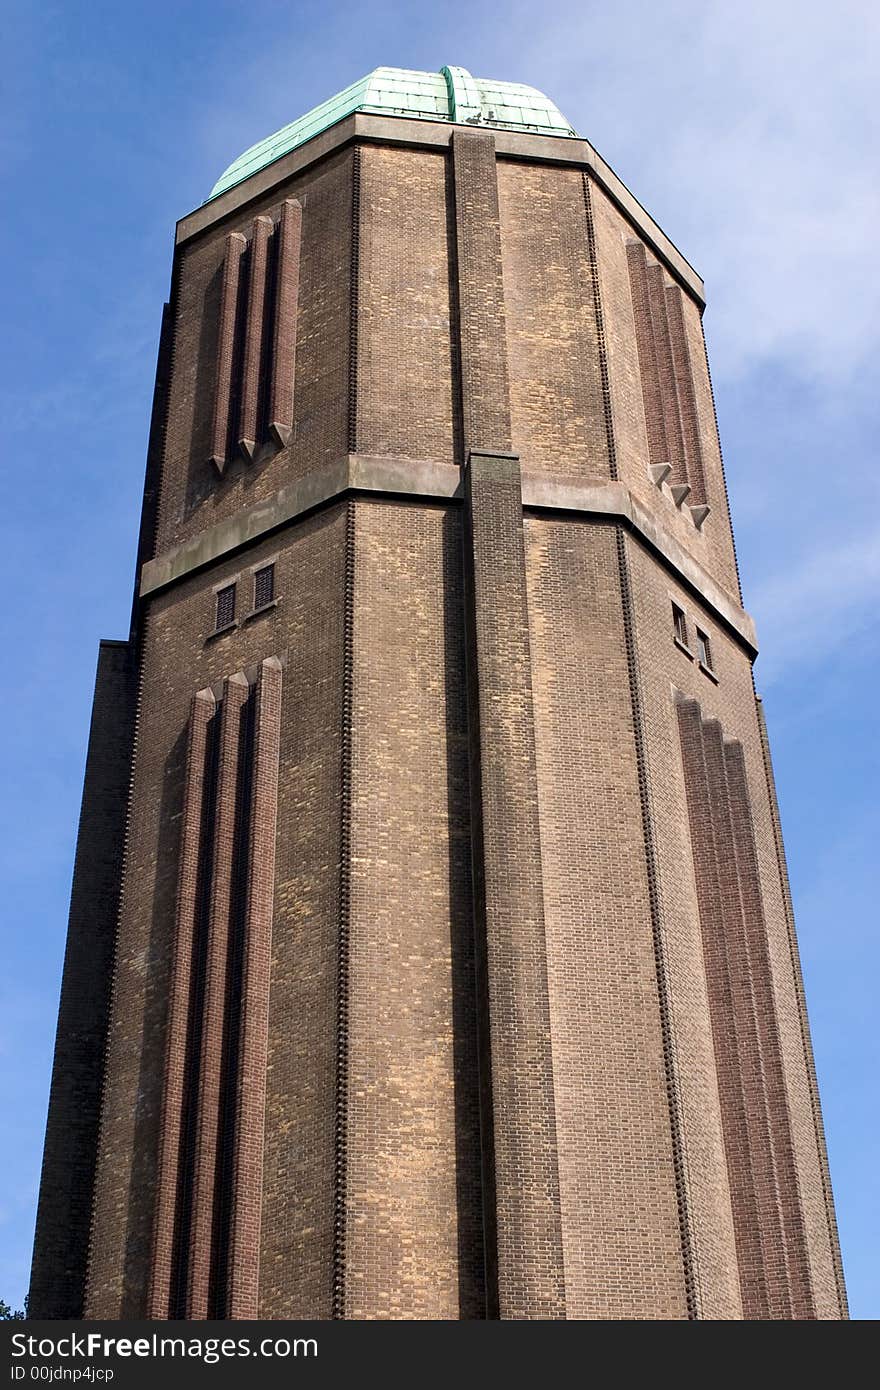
[207,65,577,201]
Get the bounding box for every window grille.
[215,583,236,629]
[254,564,275,610]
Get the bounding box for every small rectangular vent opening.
[672,602,689,649]
[215,584,236,630]
[253,565,274,610]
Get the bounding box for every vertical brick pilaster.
[226,660,283,1319]
[186,673,248,1318]
[583,175,617,480]
[676,698,767,1316]
[149,688,216,1319]
[665,285,707,505]
[347,152,362,455]
[678,698,819,1318]
[626,241,668,470]
[451,131,511,458]
[453,131,559,1315]
[238,217,272,460]
[28,642,135,1319]
[724,740,815,1318]
[269,200,302,449]
[210,233,246,473]
[700,717,792,1316]
[462,451,565,1320]
[646,262,686,488]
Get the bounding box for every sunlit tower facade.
[30,66,846,1320]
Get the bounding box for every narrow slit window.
[696,628,713,670]
[672,602,689,649]
[254,564,275,610]
[215,583,236,630]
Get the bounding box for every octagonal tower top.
[208,64,577,201]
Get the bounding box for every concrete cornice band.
[140,455,757,656]
[177,113,705,308]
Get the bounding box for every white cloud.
[187,2,880,383]
[751,525,880,681]
[529,0,880,381]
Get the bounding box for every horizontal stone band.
[140,454,757,655]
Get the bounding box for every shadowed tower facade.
[30,66,847,1320]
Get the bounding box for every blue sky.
[2,0,877,1318]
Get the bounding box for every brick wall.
[154,150,355,556]
[344,499,481,1318]
[84,506,348,1316]
[525,517,687,1318]
[356,147,457,464]
[625,534,844,1316]
[497,163,610,481]
[28,642,135,1318]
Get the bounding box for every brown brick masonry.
[617,534,699,1316]
[146,662,283,1319]
[148,686,216,1318]
[676,698,770,1315]
[238,217,272,461]
[645,261,686,492]
[269,201,302,449]
[332,502,355,1318]
[626,242,669,477]
[226,658,283,1318]
[626,241,708,507]
[186,672,249,1316]
[676,698,816,1317]
[664,285,707,506]
[28,643,136,1319]
[462,453,566,1318]
[347,151,361,457]
[581,175,617,481]
[451,131,511,459]
[177,115,706,308]
[725,737,814,1316]
[210,234,246,473]
[705,716,792,1312]
[209,202,303,473]
[137,460,757,656]
[453,133,564,1315]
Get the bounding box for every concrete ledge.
[139,456,461,597]
[348,453,461,500]
[177,112,704,306]
[520,475,757,654]
[140,457,755,654]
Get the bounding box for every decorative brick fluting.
[626,240,708,508]
[210,202,303,473]
[451,132,511,458]
[147,663,283,1321]
[148,685,216,1319]
[677,699,818,1318]
[209,233,246,473]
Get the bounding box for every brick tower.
[30,66,847,1320]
